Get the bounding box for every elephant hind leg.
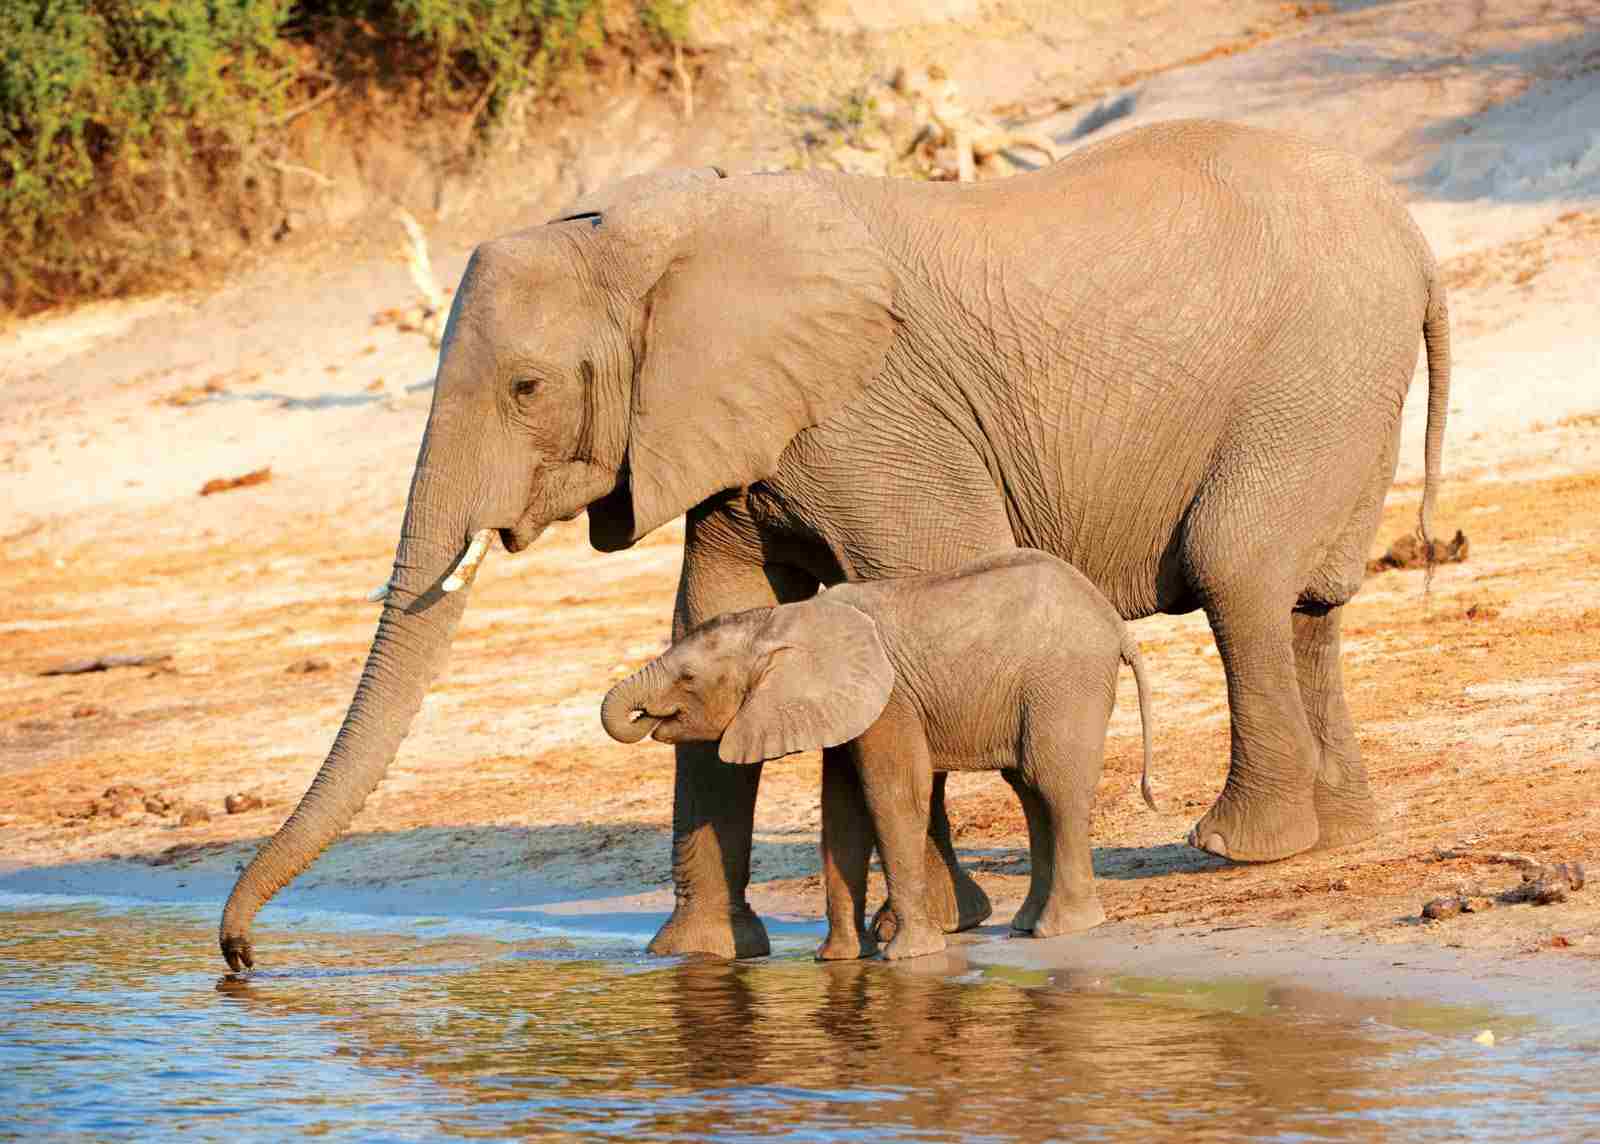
[1001,768,1054,934]
[1183,511,1322,863]
[1295,604,1379,850]
[1019,701,1108,937]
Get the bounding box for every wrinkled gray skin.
[219,118,1449,971]
[602,550,1157,961]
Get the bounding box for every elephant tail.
[1121,631,1158,813]
[1419,275,1451,589]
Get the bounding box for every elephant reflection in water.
[216,956,1445,1136]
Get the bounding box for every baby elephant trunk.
[601,659,668,744]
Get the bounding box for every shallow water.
[2,896,1597,1141]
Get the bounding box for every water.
[2,895,1597,1142]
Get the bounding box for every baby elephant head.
[600,596,894,764]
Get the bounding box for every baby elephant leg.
[817,747,879,961]
[1001,768,1054,934]
[1021,699,1108,937]
[853,703,945,960]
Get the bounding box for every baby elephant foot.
[1032,896,1106,938]
[816,928,878,961]
[882,918,947,961]
[869,876,992,942]
[1010,896,1045,935]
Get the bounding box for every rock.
[224,793,263,815]
[72,705,100,718]
[285,657,329,674]
[1531,881,1568,906]
[1422,895,1462,920]
[178,804,211,826]
[199,467,271,497]
[1460,895,1496,913]
[143,793,175,816]
[40,653,171,676]
[1366,529,1469,575]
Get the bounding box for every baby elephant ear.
[719,598,894,765]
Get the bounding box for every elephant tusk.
[441,530,494,593]
[366,583,392,603]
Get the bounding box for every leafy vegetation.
[0,0,682,313]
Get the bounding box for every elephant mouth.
[499,520,545,555]
[634,707,679,740]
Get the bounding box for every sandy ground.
[2,0,1598,988]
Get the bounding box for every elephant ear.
[720,598,895,765]
[601,173,897,546]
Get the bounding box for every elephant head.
[218,167,899,970]
[601,597,895,764]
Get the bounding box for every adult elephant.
[218,119,1449,970]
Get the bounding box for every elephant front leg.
[870,773,993,942]
[1295,606,1379,850]
[648,749,771,959]
[816,747,878,961]
[647,507,819,960]
[855,708,946,960]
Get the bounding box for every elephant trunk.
[601,659,668,744]
[219,463,475,971]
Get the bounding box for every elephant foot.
[816,928,878,961]
[882,918,947,961]
[1187,788,1318,864]
[1009,896,1045,935]
[647,902,770,959]
[1312,776,1380,852]
[1032,896,1106,938]
[869,851,992,941]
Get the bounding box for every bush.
[1,0,297,306]
[0,0,670,313]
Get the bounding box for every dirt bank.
[2,0,1597,978]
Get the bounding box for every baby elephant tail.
[1122,631,1158,813]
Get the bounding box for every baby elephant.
[601,550,1155,961]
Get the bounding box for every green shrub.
[0,0,680,313]
[1,0,297,305]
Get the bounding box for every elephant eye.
[512,378,541,401]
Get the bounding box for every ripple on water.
[1,900,1596,1142]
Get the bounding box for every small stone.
[178,804,211,826]
[286,657,330,674]
[1550,934,1573,949]
[1460,896,1495,913]
[1531,881,1568,906]
[224,793,263,815]
[143,794,174,815]
[106,800,130,819]
[72,705,100,719]
[1422,896,1462,921]
[1330,878,1351,892]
